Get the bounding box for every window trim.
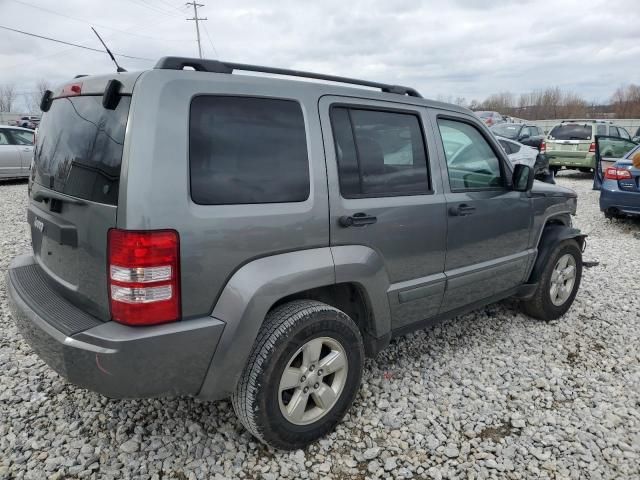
[329,103,434,199]
[188,94,312,206]
[436,114,511,193]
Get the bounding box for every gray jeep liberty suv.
[7,57,586,450]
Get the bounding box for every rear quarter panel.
[118,71,330,319]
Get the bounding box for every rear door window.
[330,107,430,197]
[9,129,34,145]
[189,96,310,205]
[548,124,592,140]
[33,95,131,205]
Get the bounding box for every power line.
[0,25,153,61]
[8,0,190,42]
[186,2,207,59]
[202,23,219,57]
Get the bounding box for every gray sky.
[1,0,639,111]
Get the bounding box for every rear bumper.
[7,254,225,399]
[547,152,594,168]
[599,185,640,216]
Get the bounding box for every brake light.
[107,229,180,326]
[60,82,82,97]
[604,167,632,180]
[589,142,596,153]
[540,141,546,153]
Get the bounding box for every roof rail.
[154,56,422,98]
[560,118,611,123]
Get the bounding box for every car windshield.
[548,124,592,140]
[491,124,521,139]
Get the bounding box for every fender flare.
[527,225,586,284]
[196,246,391,400]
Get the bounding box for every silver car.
[496,135,554,183]
[0,125,34,179]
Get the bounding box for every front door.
[0,129,22,177]
[431,113,534,313]
[319,96,447,329]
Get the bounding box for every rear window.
[33,95,130,205]
[189,96,310,205]
[548,124,592,140]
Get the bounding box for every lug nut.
[300,375,306,382]
[314,383,319,389]
[317,369,323,376]
[309,365,315,371]
[303,387,309,393]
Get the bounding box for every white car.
[0,125,34,179]
[496,135,554,183]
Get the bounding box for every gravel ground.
[0,173,638,480]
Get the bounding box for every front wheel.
[232,300,364,450]
[521,240,583,320]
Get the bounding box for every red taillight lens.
[540,141,546,153]
[107,229,180,326]
[589,142,596,153]
[604,167,632,180]
[60,82,82,97]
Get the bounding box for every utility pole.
[186,2,207,59]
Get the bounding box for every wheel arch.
[197,245,391,400]
[527,223,586,284]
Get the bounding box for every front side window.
[330,107,430,197]
[190,96,310,205]
[438,118,504,191]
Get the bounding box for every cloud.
[0,0,639,111]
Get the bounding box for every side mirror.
[513,164,534,192]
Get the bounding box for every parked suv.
[8,57,586,450]
[545,120,626,173]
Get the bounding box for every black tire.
[232,300,364,450]
[521,240,583,320]
[550,166,560,175]
[579,167,592,174]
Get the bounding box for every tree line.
[442,84,640,120]
[3,80,640,119]
[0,80,51,114]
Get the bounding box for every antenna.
[91,27,127,73]
[186,2,207,59]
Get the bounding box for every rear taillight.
[589,142,596,153]
[540,141,546,153]
[604,167,632,180]
[107,229,180,326]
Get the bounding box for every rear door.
[431,112,533,313]
[319,96,447,329]
[29,93,132,321]
[7,129,34,175]
[0,129,22,177]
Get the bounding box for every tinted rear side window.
[330,107,430,197]
[190,96,309,205]
[548,124,592,140]
[33,96,130,205]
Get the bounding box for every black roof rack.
[154,56,422,98]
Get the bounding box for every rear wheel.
[521,240,583,320]
[579,167,593,174]
[232,300,364,450]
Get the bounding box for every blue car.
[598,142,640,219]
